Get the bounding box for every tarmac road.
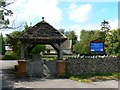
[0,60,18,89]
[0,60,119,89]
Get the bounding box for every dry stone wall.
[65,56,119,75]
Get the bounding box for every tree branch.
[0,21,24,30]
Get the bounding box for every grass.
[65,73,120,83]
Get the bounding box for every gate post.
[57,60,66,77]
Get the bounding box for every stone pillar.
[21,43,25,59]
[58,43,63,60]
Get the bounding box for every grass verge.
[65,73,120,83]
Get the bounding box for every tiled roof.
[18,19,67,41]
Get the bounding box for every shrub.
[2,51,19,60]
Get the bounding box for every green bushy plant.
[2,51,19,60]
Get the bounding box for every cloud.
[1,0,62,36]
[1,0,63,36]
[7,0,62,27]
[109,19,118,29]
[68,3,92,23]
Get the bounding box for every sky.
[1,0,119,40]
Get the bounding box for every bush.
[2,51,19,60]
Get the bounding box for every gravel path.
[0,60,119,89]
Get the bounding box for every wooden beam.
[58,43,63,60]
[50,43,60,52]
[21,43,25,59]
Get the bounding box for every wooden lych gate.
[17,17,67,60]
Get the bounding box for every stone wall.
[65,56,119,75]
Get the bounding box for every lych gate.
[17,17,67,60]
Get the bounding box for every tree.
[0,0,23,30]
[101,20,110,34]
[0,0,13,29]
[6,31,22,57]
[73,30,105,55]
[65,31,77,45]
[59,29,65,35]
[23,22,32,33]
[5,22,32,52]
[73,41,81,54]
[59,29,78,45]
[0,33,5,55]
[105,29,120,55]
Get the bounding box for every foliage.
[101,20,110,33]
[59,29,65,35]
[73,30,105,55]
[59,29,78,46]
[73,29,120,55]
[2,51,19,60]
[73,41,81,54]
[0,0,13,29]
[31,44,46,55]
[65,31,77,45]
[22,22,32,33]
[5,22,32,58]
[6,31,22,57]
[59,29,78,53]
[0,33,5,55]
[105,29,120,55]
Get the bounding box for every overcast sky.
[1,0,119,40]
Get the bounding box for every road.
[0,60,18,89]
[0,60,119,89]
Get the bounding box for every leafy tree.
[59,29,65,35]
[73,29,120,55]
[73,30,105,55]
[101,20,110,34]
[5,22,32,53]
[105,29,120,55]
[6,31,22,57]
[22,22,32,33]
[0,0,13,29]
[65,30,77,45]
[73,41,81,54]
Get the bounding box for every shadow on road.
[1,69,14,89]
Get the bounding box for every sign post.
[90,40,105,55]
